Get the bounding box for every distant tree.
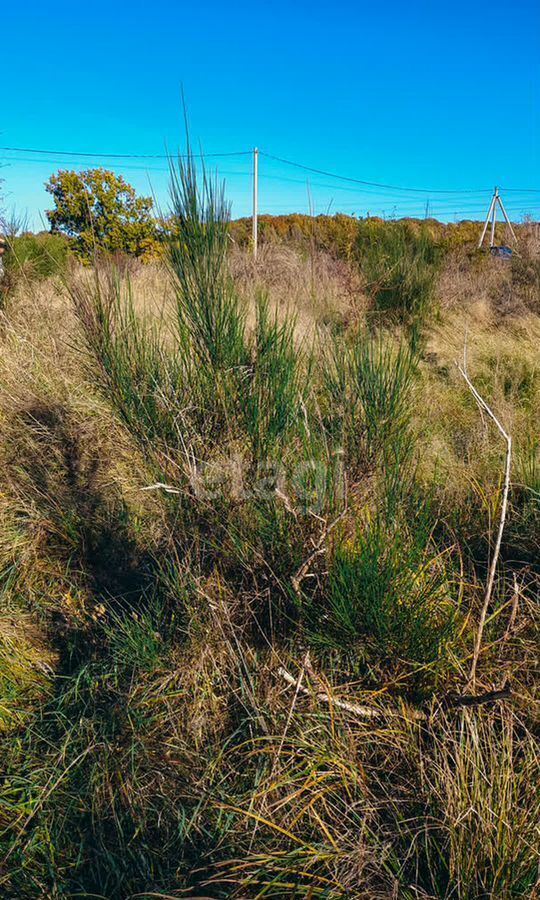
[45,168,159,258]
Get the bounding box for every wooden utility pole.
[478,187,518,249]
[252,147,258,260]
[479,191,496,248]
[490,186,498,246]
[496,193,519,245]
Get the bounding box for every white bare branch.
[457,361,512,687]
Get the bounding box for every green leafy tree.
[45,168,159,258]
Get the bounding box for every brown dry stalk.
[503,573,520,640]
[291,509,347,598]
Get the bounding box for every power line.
[1,156,171,173]
[500,187,540,194]
[0,155,252,179]
[2,144,539,195]
[2,145,539,221]
[259,151,492,195]
[259,170,506,200]
[7,154,535,207]
[0,145,251,160]
[1,154,477,199]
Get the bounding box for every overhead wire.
[0,155,253,179]
[2,144,539,194]
[1,144,538,221]
[0,145,251,160]
[259,151,493,194]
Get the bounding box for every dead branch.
[278,665,381,718]
[448,683,511,708]
[277,665,426,721]
[141,481,182,495]
[291,509,347,598]
[457,360,512,688]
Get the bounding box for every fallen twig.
[140,481,182,495]
[291,510,347,598]
[277,665,426,721]
[448,683,511,708]
[278,665,381,718]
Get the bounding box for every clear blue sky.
[1,0,539,227]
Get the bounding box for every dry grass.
[0,215,538,898]
[229,242,364,338]
[418,308,540,506]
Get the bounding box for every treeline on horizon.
[1,165,526,278]
[3,207,524,283]
[5,212,517,261]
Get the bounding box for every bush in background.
[230,212,360,258]
[3,231,72,283]
[356,219,443,325]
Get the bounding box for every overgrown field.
[0,162,539,899]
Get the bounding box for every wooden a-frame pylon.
[478,186,518,249]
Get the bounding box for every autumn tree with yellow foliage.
[45,168,160,259]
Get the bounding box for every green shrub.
[74,156,311,474]
[4,231,71,281]
[307,502,456,675]
[322,330,417,471]
[242,295,305,462]
[168,152,247,374]
[356,220,443,324]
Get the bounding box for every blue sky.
[1,0,539,227]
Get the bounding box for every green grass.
[309,503,456,672]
